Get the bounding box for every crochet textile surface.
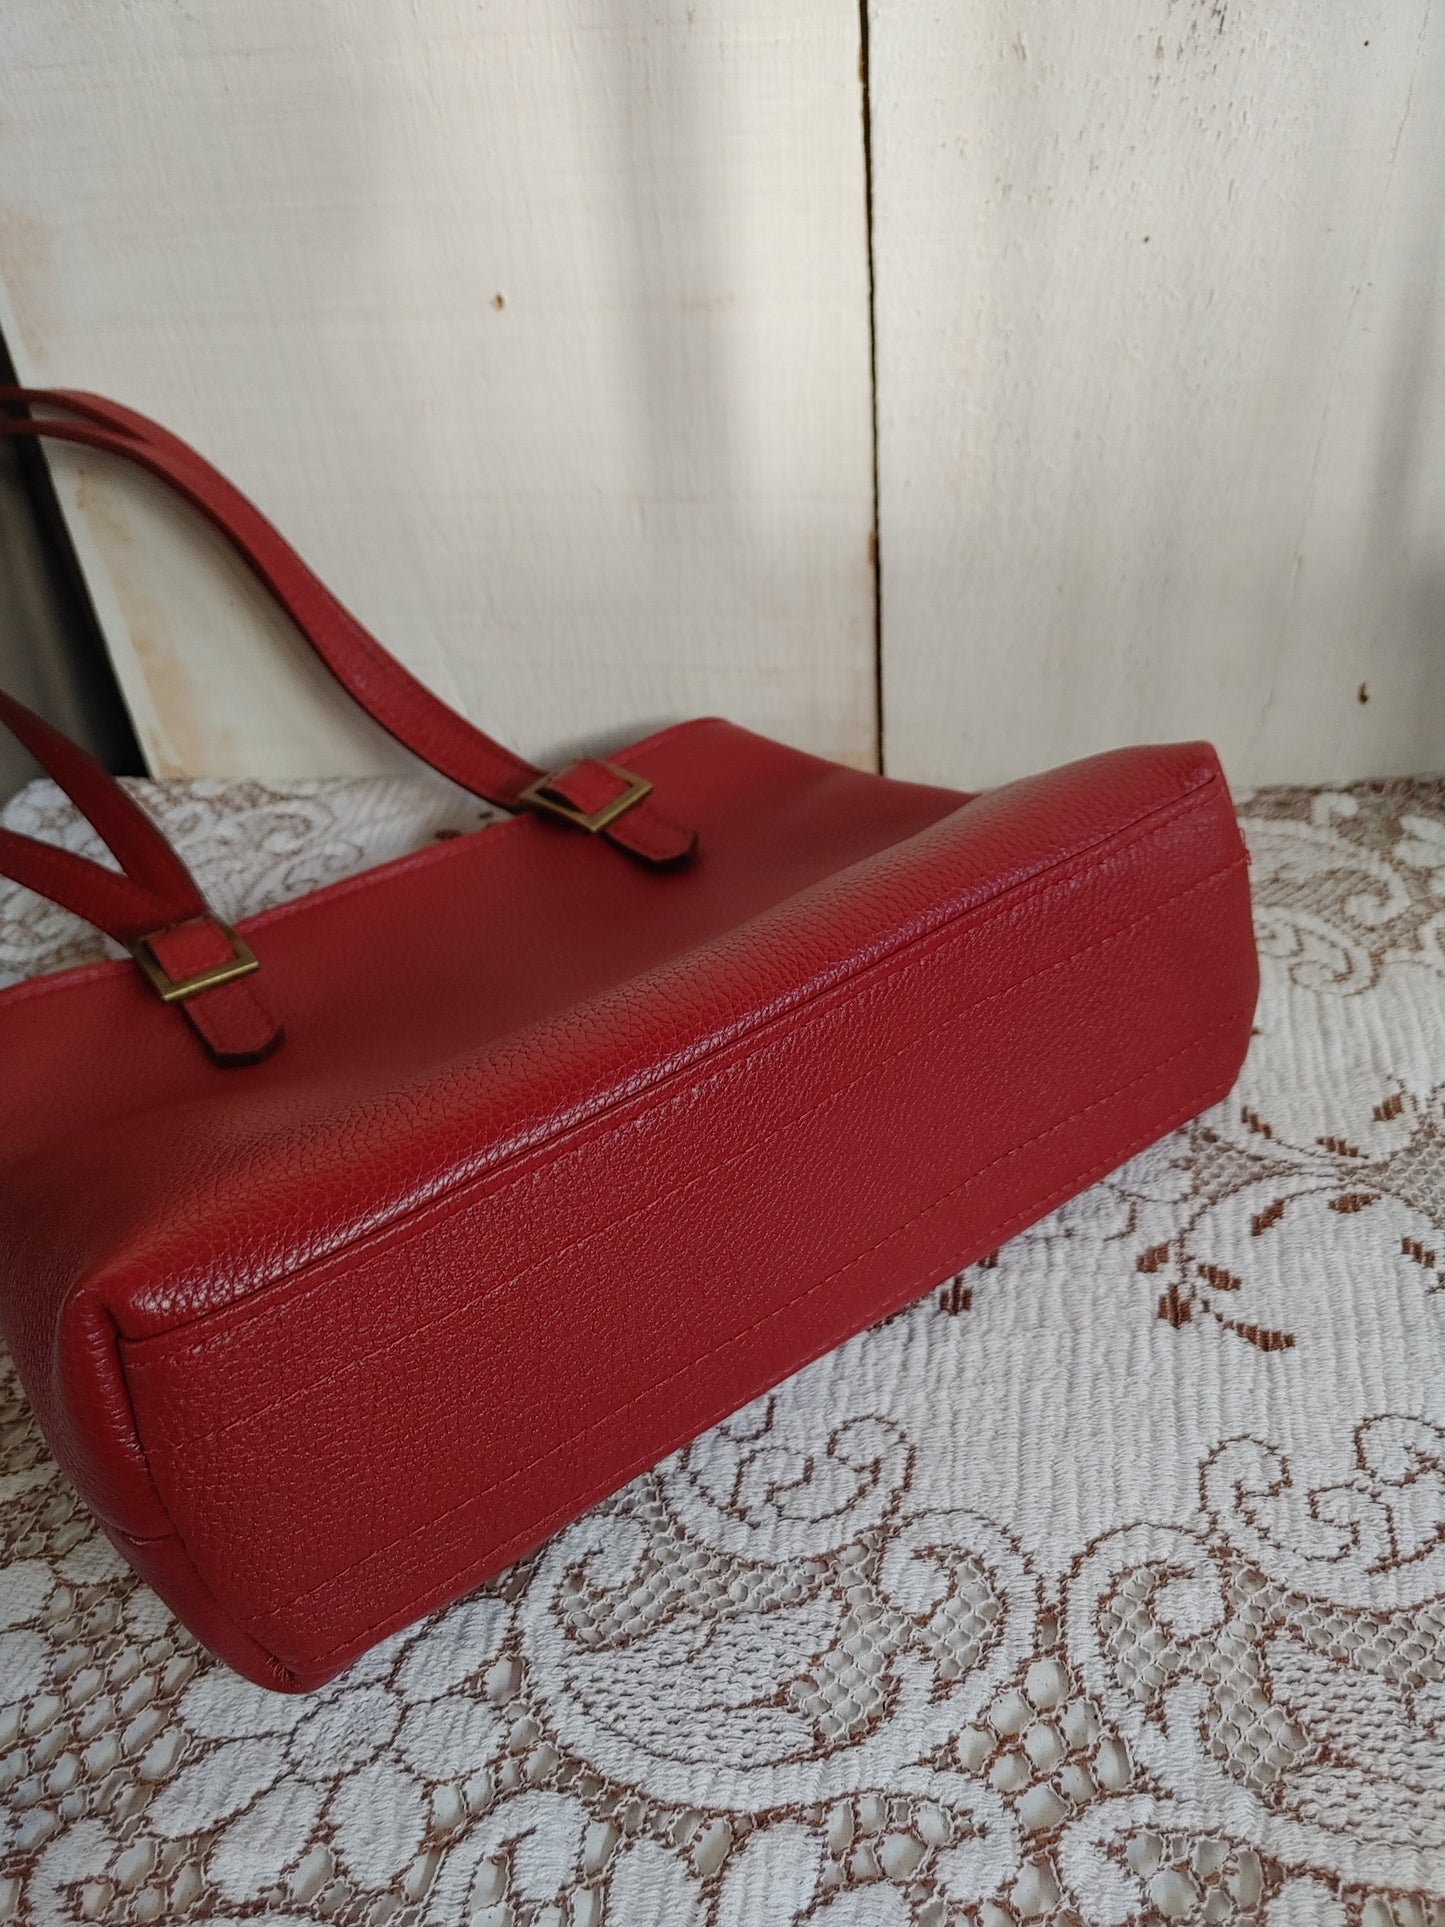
[1,772,1443,1927]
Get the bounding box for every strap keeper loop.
[519,762,653,835]
[128,916,259,1004]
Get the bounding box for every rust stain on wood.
[75,473,229,776]
[0,202,61,350]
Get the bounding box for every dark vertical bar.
[0,338,144,800]
[858,0,884,775]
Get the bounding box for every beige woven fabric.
[1,773,1443,1927]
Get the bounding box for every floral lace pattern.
[2,773,1444,1926]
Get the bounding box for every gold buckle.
[128,918,259,1004]
[519,761,653,834]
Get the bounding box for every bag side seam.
[94,1303,304,1691]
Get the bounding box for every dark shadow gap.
[0,335,143,796]
[858,0,884,774]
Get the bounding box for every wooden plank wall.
[870,0,1445,789]
[0,1,878,778]
[4,2,1445,792]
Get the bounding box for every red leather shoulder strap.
[0,690,282,1065]
[0,389,696,869]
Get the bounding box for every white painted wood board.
[870,0,1445,791]
[0,1,878,778]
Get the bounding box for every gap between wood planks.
[859,0,885,775]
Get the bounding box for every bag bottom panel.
[122,792,1256,1688]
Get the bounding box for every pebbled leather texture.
[0,726,1257,1690]
[0,688,285,1063]
[0,395,1260,1692]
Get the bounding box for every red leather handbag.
[0,391,1258,1691]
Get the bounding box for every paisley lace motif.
[2,774,1443,1925]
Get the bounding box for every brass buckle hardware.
[519,762,653,834]
[129,918,259,1004]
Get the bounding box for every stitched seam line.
[137,846,1246,1438]
[261,1016,1249,1648]
[149,848,1245,1433]
[306,1070,1242,1671]
[130,781,1232,1377]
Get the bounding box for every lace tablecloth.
[2,771,1444,1927]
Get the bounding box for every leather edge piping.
[94,1299,303,1691]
